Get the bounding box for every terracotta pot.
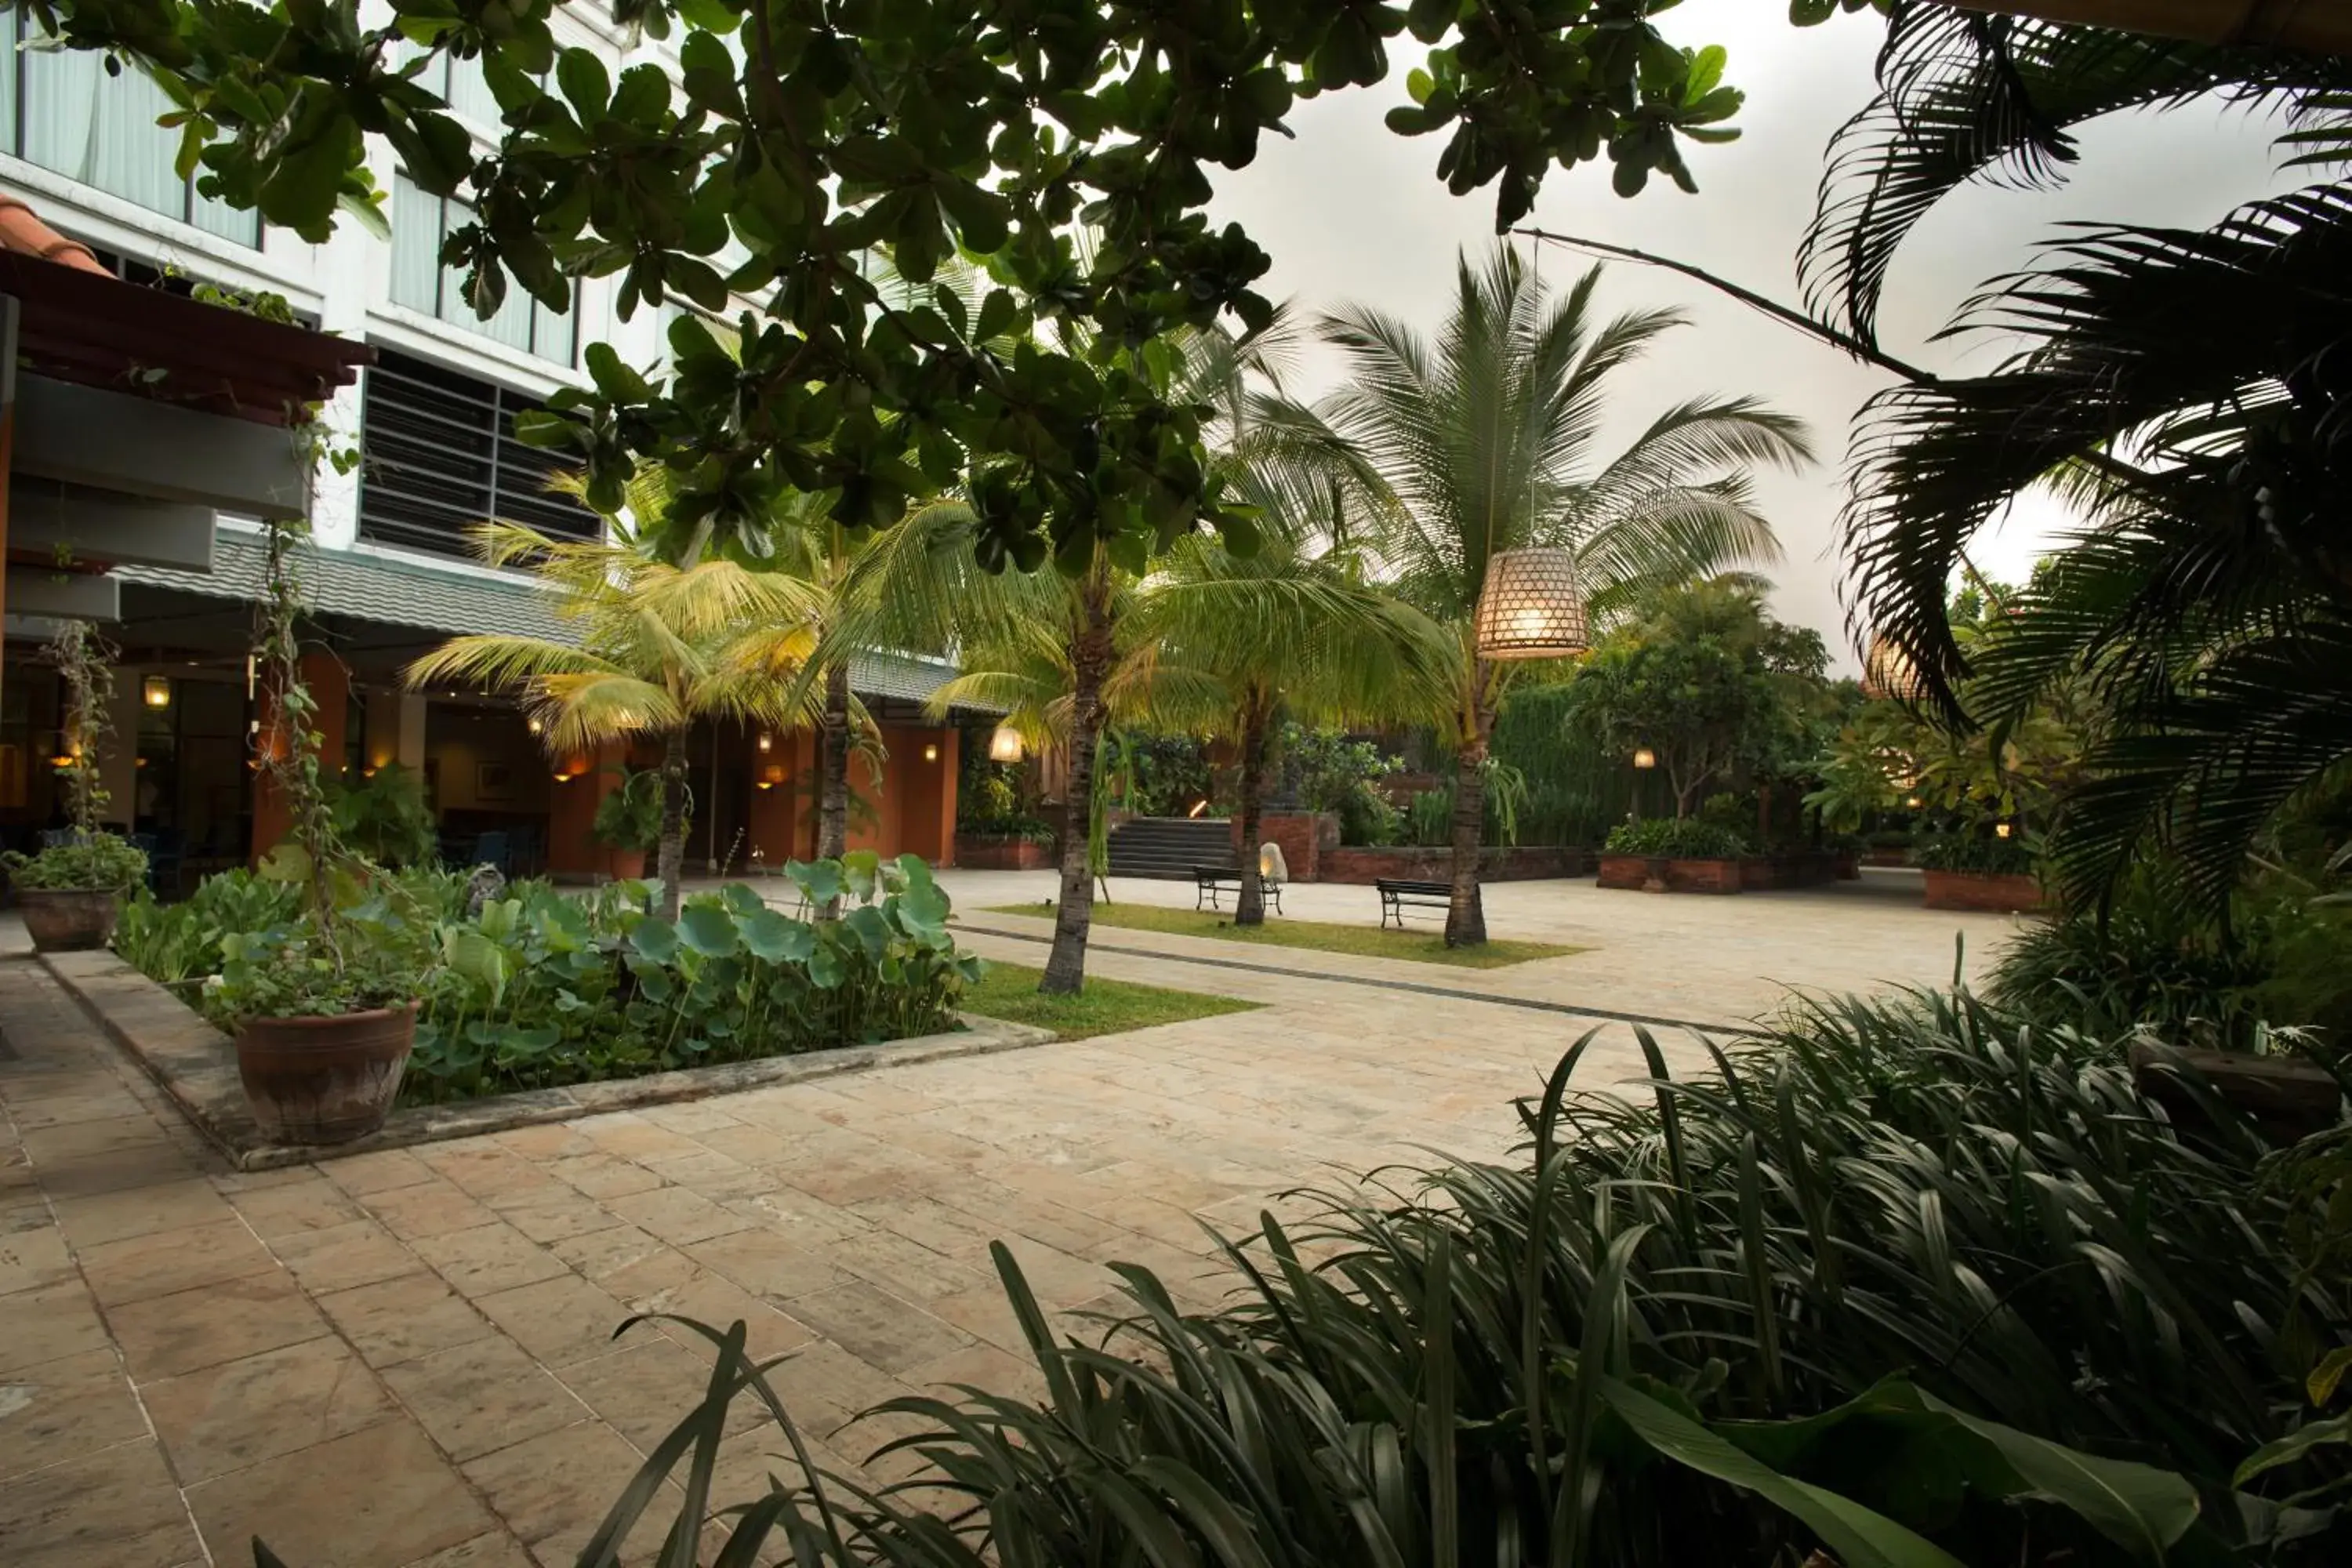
[234,1005,416,1145]
[17,887,122,951]
[605,848,648,880]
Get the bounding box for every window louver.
[356,350,597,557]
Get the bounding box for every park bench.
[1194,864,1283,915]
[1376,877,1451,930]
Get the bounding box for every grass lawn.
[978,901,1586,970]
[963,961,1261,1041]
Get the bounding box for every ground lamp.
[1473,547,1589,660]
[988,724,1025,763]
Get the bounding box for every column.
[251,651,350,863]
[99,665,144,831]
[364,690,426,772]
[546,739,623,880]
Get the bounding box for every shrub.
[1915,829,2038,876]
[2,831,149,893]
[403,853,978,1103]
[1603,816,1748,858]
[1405,786,1452,847]
[327,763,438,866]
[277,992,2348,1567]
[114,869,302,987]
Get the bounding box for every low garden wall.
[1596,853,1741,893]
[1232,811,1340,880]
[1922,869,2045,913]
[1322,844,1586,884]
[954,833,1054,870]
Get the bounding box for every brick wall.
[1596,854,1743,893]
[1232,811,1337,880]
[955,834,1054,870]
[1921,870,2044,913]
[1321,844,1585,884]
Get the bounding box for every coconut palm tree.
[1134,530,1453,925]
[405,521,823,920]
[1305,245,1813,944]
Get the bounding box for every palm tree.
[1306,245,1813,944]
[405,521,822,920]
[1134,530,1452,925]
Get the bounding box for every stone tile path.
[0,873,2021,1566]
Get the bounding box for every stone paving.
[0,871,2024,1566]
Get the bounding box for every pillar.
[935,726,959,866]
[251,651,350,863]
[364,690,426,772]
[99,665,143,831]
[745,725,797,871]
[546,739,624,880]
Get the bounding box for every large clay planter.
[17,887,121,951]
[234,1005,416,1145]
[604,848,648,880]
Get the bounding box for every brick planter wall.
[954,834,1054,870]
[1922,869,2045,913]
[1597,854,1743,893]
[1232,811,1338,880]
[1320,844,1585,884]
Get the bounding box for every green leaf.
[556,48,611,122]
[676,903,740,958]
[1914,1391,2199,1562]
[630,918,679,964]
[739,908,815,964]
[2310,1346,2352,1409]
[2234,1413,2352,1490]
[1599,1378,1968,1568]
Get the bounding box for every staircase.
[1105,816,1234,880]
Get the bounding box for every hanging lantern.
[143,674,173,709]
[1632,747,1657,771]
[1860,632,1926,702]
[988,724,1025,763]
[1473,547,1588,660]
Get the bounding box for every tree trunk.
[1446,673,1493,948]
[1041,577,1112,995]
[655,727,689,922]
[818,662,851,862]
[1233,699,1271,927]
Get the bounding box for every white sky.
[1207,0,2295,668]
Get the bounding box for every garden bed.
[954,833,1054,870]
[1319,845,1584,884]
[44,948,1051,1170]
[1595,853,1742,893]
[1922,869,2045,913]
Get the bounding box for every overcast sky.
[1207,1,2294,667]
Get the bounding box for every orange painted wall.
[250,651,347,863]
[546,741,624,878]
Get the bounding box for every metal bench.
[1376,877,1451,929]
[1193,864,1282,915]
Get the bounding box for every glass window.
[388,175,577,368]
[5,16,262,246]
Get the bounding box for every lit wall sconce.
[143,674,173,709]
[527,715,544,736]
[757,732,773,754]
[1632,747,1656,770]
[756,779,775,791]
[49,752,75,770]
[249,718,260,735]
[922,742,939,763]
[988,724,1023,763]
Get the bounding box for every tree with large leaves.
[405,521,822,920]
[20,0,1745,580]
[1305,245,1811,944]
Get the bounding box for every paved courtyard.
[1,871,2023,1567]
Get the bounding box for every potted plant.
[1,620,148,950]
[209,513,427,1144]
[592,766,665,880]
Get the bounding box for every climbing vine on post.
[252,511,346,939]
[46,617,117,837]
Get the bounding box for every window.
[2,16,261,245]
[389,175,578,365]
[356,349,598,558]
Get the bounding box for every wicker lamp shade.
[1860,632,1927,702]
[1474,547,1589,660]
[987,724,1025,763]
